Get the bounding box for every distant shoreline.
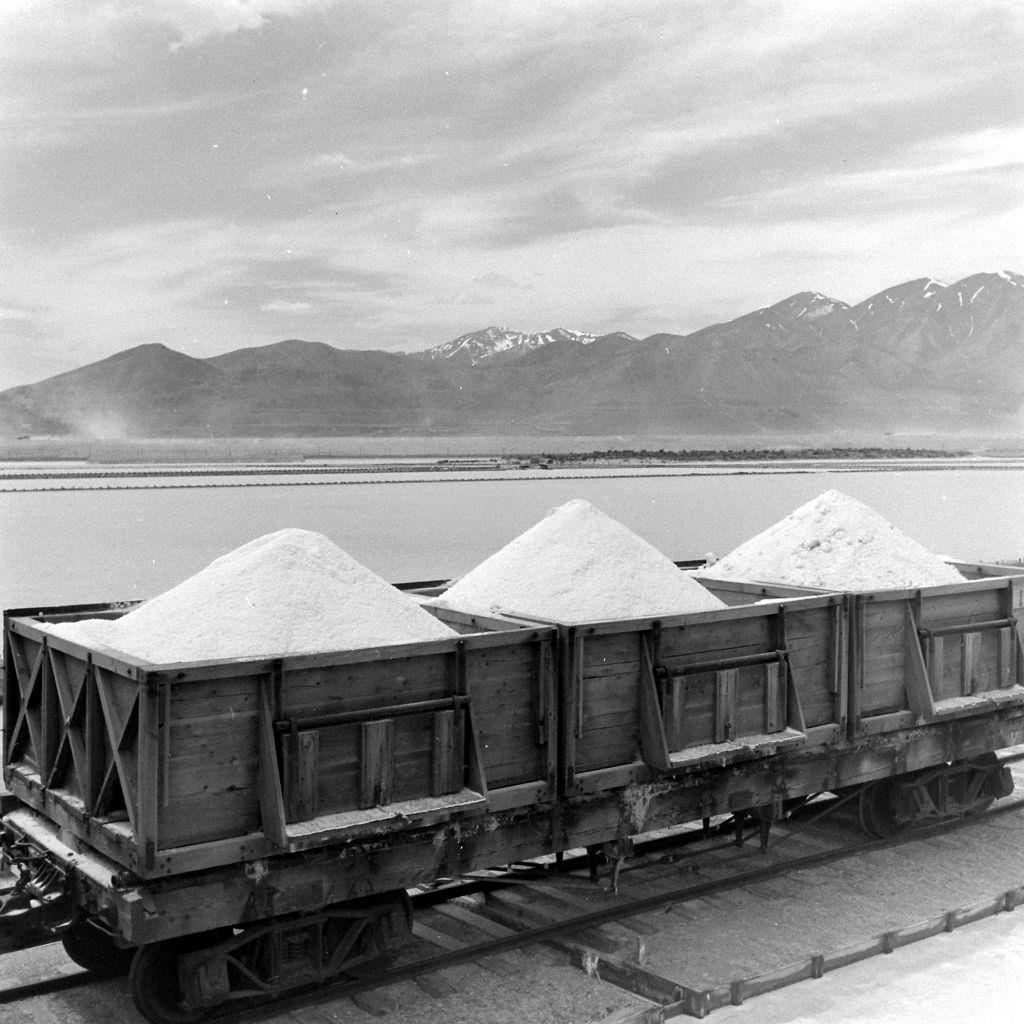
[2,434,1021,465]
[5,448,1024,495]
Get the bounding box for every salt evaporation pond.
[45,528,456,662]
[703,489,966,590]
[433,498,725,622]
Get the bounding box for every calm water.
[2,467,1022,612]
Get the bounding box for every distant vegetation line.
[535,447,971,463]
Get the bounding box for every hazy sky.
[2,0,1022,390]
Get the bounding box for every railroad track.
[5,789,1024,1022]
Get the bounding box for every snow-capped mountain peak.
[758,291,849,325]
[427,325,631,363]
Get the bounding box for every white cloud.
[157,0,329,51]
[0,0,329,60]
[0,0,1021,388]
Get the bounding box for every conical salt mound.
[704,490,964,591]
[47,528,456,662]
[433,499,725,623]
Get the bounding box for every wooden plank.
[560,626,577,792]
[997,626,1015,689]
[783,658,806,735]
[484,779,548,811]
[11,621,148,679]
[481,892,622,955]
[256,676,287,848]
[162,756,259,799]
[430,710,456,796]
[360,719,394,808]
[282,729,320,821]
[93,665,140,835]
[537,638,553,749]
[567,946,686,1005]
[904,607,936,719]
[639,635,670,771]
[433,901,519,939]
[137,678,161,869]
[411,919,469,952]
[728,958,817,1004]
[157,787,261,847]
[316,761,360,812]
[920,587,1006,625]
[714,669,736,743]
[84,654,108,815]
[36,639,58,783]
[949,560,1024,579]
[961,632,980,696]
[764,662,781,734]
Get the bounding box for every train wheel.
[962,752,1001,815]
[859,779,902,839]
[61,920,135,977]
[129,932,227,1024]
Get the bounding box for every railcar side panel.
[851,577,1024,734]
[3,609,558,879]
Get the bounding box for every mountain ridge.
[2,270,1021,438]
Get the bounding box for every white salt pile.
[45,528,455,662]
[431,499,725,623]
[702,489,964,591]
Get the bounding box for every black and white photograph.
[1,2,1023,1022]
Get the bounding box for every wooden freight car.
[3,565,1024,1023]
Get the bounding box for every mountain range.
[1,271,1021,438]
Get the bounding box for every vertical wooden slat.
[84,656,105,813]
[283,729,320,820]
[926,635,944,682]
[161,682,172,808]
[638,634,670,770]
[136,676,160,869]
[39,641,59,783]
[835,598,849,736]
[714,669,736,743]
[663,677,685,748]
[848,596,864,735]
[257,676,287,847]
[431,710,456,796]
[960,632,979,696]
[536,639,554,747]
[559,625,578,795]
[540,639,558,788]
[997,626,1014,690]
[764,662,781,734]
[903,607,936,719]
[1,633,14,750]
[574,635,586,739]
[360,719,394,808]
[453,705,467,783]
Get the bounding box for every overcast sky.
[1,0,1022,390]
